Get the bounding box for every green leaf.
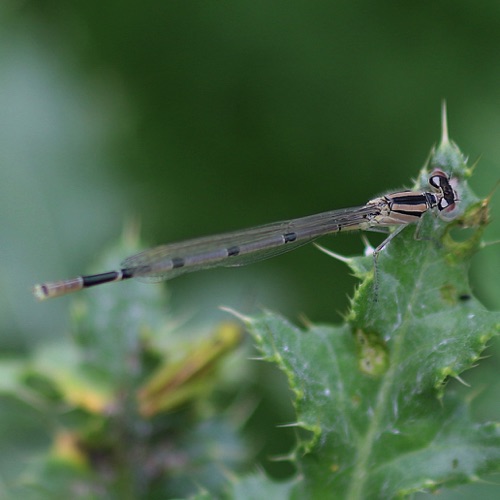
[245,113,500,499]
[227,472,296,500]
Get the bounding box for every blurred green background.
[1,1,500,496]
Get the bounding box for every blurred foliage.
[1,1,500,498]
[1,232,254,498]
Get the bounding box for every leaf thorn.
[219,306,251,324]
[268,452,296,462]
[440,99,449,146]
[453,374,471,387]
[247,356,265,361]
[313,243,352,264]
[360,234,376,256]
[277,421,303,428]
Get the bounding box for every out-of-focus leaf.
[228,472,296,500]
[138,322,243,417]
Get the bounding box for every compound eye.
[428,169,446,190]
[429,176,441,190]
[438,198,455,212]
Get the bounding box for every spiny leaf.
[245,114,500,499]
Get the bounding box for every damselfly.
[33,169,458,300]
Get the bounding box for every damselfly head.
[428,169,460,220]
